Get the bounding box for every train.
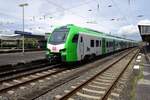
[46,24,137,62]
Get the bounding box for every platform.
[0,49,43,54]
[0,51,46,66]
[136,46,150,100]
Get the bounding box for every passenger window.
[106,42,109,47]
[91,40,94,47]
[80,37,83,42]
[96,40,99,47]
[72,34,79,43]
[99,40,101,47]
[110,42,112,47]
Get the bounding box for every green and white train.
[46,24,137,62]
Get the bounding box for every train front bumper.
[46,53,66,62]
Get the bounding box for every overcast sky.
[0,0,150,41]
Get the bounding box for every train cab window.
[49,27,69,44]
[80,37,83,42]
[91,40,94,47]
[72,34,79,43]
[96,40,99,47]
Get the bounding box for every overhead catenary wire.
[44,0,93,19]
[44,0,106,27]
[28,0,95,32]
[110,0,130,25]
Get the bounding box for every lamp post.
[19,3,28,53]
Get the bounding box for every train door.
[78,34,84,60]
[102,38,106,54]
[113,39,115,51]
[95,40,99,55]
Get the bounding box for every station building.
[138,24,150,45]
[0,31,50,49]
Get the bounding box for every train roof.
[60,24,136,42]
[105,34,136,42]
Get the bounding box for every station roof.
[0,31,46,41]
[14,31,45,40]
[21,34,45,40]
[138,25,150,42]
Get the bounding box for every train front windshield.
[49,27,69,44]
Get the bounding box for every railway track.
[0,48,137,100]
[54,48,139,100]
[0,63,66,93]
[0,49,44,54]
[0,59,49,78]
[23,48,137,100]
